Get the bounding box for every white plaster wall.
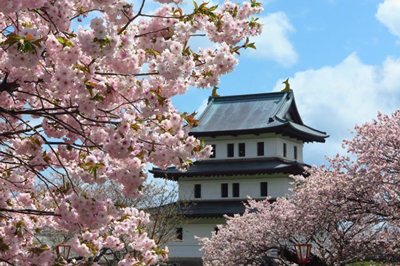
[178,175,293,201]
[203,134,303,162]
[276,138,304,162]
[167,220,224,258]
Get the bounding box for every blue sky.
[172,0,400,165]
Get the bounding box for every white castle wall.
[202,134,304,162]
[178,174,293,201]
[167,219,224,259]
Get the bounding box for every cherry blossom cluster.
[0,0,262,264]
[201,111,400,265]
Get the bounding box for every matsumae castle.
[151,89,328,266]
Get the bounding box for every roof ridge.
[271,90,293,121]
[210,91,285,102]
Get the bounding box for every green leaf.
[145,48,161,58]
[74,63,91,74]
[246,43,256,49]
[250,0,262,7]
[209,5,218,11]
[130,123,141,131]
[6,199,13,207]
[93,37,111,49]
[56,37,74,48]
[1,33,21,46]
[84,80,96,96]
[29,137,41,147]
[91,94,105,102]
[0,238,10,252]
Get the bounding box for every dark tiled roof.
[150,157,307,180]
[183,200,246,218]
[190,90,328,142]
[173,199,276,218]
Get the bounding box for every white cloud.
[196,98,209,116]
[248,12,298,67]
[273,53,400,164]
[376,0,400,39]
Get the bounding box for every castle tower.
[151,90,328,265]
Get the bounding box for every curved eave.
[150,162,306,181]
[190,122,328,143]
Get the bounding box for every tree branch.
[0,208,60,216]
[118,0,146,35]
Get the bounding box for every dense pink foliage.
[0,0,262,264]
[201,111,400,265]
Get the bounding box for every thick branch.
[94,71,159,77]
[0,75,19,93]
[0,208,60,216]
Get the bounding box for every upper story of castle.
[187,89,327,163]
[151,90,328,202]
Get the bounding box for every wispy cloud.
[247,12,298,67]
[376,0,400,39]
[196,98,209,116]
[273,53,400,164]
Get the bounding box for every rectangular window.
[227,143,234,157]
[238,143,245,157]
[194,184,201,198]
[261,182,268,197]
[210,144,216,158]
[283,143,287,158]
[294,146,297,160]
[257,142,264,156]
[221,183,228,198]
[176,227,183,241]
[232,183,240,197]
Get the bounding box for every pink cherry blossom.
[0,0,262,264]
[201,111,400,265]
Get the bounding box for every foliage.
[200,111,400,266]
[0,0,262,265]
[37,179,189,263]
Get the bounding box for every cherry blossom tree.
[201,111,400,266]
[0,0,262,264]
[36,179,191,263]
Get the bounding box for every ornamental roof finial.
[281,78,291,92]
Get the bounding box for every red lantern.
[56,244,71,260]
[294,244,312,266]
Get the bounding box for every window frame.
[294,146,297,160]
[257,142,264,156]
[194,184,201,198]
[283,143,287,158]
[260,182,268,197]
[232,183,240,198]
[176,227,183,241]
[238,143,245,157]
[221,183,228,198]
[227,143,234,157]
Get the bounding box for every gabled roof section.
[150,157,307,180]
[190,90,328,142]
